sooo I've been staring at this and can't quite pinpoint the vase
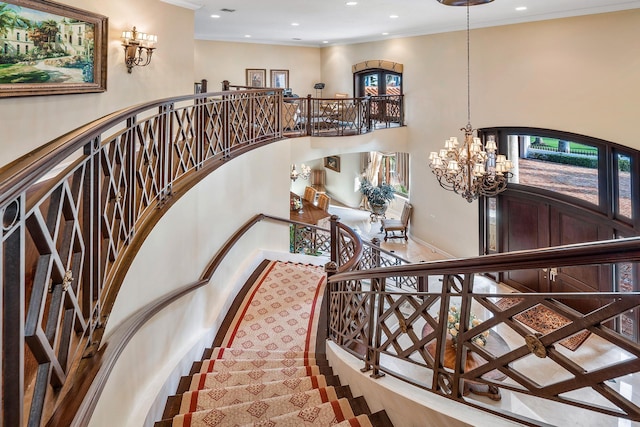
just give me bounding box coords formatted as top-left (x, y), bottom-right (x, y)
top-left (370, 202), bottom-right (388, 216)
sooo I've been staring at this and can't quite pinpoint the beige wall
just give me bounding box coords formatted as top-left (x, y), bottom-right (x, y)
top-left (0, 0), bottom-right (194, 168)
top-left (93, 141), bottom-right (294, 426)
top-left (321, 9), bottom-right (640, 256)
top-left (194, 40), bottom-right (321, 95)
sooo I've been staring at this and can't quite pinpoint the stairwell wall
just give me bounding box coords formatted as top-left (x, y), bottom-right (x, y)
top-left (89, 141), bottom-right (293, 426)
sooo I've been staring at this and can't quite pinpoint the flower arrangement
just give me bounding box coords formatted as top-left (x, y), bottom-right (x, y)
top-left (359, 178), bottom-right (395, 206)
top-left (446, 305), bottom-right (489, 347)
top-left (290, 197), bottom-right (302, 211)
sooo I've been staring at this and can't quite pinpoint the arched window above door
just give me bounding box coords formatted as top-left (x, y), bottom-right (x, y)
top-left (352, 60), bottom-right (403, 98)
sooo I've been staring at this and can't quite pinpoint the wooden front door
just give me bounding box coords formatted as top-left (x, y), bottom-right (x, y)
top-left (548, 206), bottom-right (613, 312)
top-left (499, 191), bottom-right (613, 311)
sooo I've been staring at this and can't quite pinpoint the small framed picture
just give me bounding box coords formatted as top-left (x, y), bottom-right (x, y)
top-left (270, 69), bottom-right (289, 88)
top-left (246, 68), bottom-right (266, 88)
top-left (324, 155), bottom-right (340, 172)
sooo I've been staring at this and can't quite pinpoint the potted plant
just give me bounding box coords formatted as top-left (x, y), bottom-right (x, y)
top-left (360, 178), bottom-right (395, 216)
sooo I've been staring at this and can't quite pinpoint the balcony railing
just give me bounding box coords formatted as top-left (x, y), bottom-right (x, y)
top-left (223, 80), bottom-right (404, 138)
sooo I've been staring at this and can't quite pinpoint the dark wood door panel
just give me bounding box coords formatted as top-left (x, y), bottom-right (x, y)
top-left (500, 195), bottom-right (549, 293)
top-left (549, 206), bottom-right (613, 304)
top-left (503, 197), bottom-right (549, 251)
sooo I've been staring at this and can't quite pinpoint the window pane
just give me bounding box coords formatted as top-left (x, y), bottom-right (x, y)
top-left (386, 74), bottom-right (401, 95)
top-left (508, 135), bottom-right (599, 205)
top-left (488, 197), bottom-right (497, 252)
top-left (617, 153), bottom-right (632, 219)
top-left (616, 231), bottom-right (637, 340)
top-left (364, 74), bottom-right (378, 96)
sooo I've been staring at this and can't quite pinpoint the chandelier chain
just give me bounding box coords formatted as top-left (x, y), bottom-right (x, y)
top-left (466, 1), bottom-right (471, 127)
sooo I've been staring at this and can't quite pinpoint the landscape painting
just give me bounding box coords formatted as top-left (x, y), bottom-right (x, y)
top-left (0, 0), bottom-right (107, 97)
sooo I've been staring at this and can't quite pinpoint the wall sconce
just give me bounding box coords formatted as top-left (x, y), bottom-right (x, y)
top-left (121, 27), bottom-right (157, 73)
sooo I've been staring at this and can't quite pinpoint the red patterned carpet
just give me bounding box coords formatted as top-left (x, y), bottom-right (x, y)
top-left (164, 261), bottom-right (375, 427)
top-left (496, 297), bottom-right (591, 351)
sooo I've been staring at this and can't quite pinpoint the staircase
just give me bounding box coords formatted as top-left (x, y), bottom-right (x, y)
top-left (154, 260), bottom-right (393, 427)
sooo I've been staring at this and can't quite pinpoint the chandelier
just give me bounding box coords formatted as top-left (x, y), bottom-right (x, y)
top-left (290, 163), bottom-right (311, 181)
top-left (429, 0), bottom-right (512, 203)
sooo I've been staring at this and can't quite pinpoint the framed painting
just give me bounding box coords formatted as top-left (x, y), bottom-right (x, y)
top-left (246, 68), bottom-right (266, 88)
top-left (270, 69), bottom-right (288, 89)
top-left (324, 155), bottom-right (340, 173)
top-left (0, 0), bottom-right (108, 98)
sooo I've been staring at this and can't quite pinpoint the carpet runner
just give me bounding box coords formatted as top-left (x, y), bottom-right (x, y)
top-left (496, 297), bottom-right (591, 351)
top-left (156, 260), bottom-right (386, 427)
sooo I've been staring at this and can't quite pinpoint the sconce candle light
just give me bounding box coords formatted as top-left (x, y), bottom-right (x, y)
top-left (121, 27), bottom-right (157, 73)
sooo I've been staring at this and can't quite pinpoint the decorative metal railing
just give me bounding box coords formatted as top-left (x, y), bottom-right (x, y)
top-left (0, 88), bottom-right (283, 426)
top-left (327, 239), bottom-right (640, 425)
top-left (223, 81), bottom-right (404, 138)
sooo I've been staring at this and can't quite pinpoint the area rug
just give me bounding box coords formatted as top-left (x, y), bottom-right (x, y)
top-left (496, 297), bottom-right (591, 351)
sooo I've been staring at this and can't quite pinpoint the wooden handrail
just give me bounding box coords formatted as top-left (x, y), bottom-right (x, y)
top-left (329, 235), bottom-right (640, 283)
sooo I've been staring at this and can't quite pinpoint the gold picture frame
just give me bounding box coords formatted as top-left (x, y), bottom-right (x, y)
top-left (0, 0), bottom-right (108, 98)
top-left (324, 155), bottom-right (340, 172)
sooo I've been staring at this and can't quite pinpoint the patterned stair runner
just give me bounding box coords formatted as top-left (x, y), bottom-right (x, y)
top-left (156, 261), bottom-right (386, 427)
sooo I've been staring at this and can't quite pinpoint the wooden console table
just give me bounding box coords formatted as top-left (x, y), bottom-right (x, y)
top-left (290, 192), bottom-right (330, 225)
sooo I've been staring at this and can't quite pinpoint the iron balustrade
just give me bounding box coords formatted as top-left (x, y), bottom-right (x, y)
top-left (223, 81), bottom-right (405, 138)
top-left (327, 239), bottom-right (640, 425)
top-left (0, 88), bottom-right (283, 427)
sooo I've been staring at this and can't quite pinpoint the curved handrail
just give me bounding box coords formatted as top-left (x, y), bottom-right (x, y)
top-left (329, 235), bottom-right (640, 283)
top-left (0, 91), bottom-right (227, 207)
top-left (336, 222), bottom-right (363, 273)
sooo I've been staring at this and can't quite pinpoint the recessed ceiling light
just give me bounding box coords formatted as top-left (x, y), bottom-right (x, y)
top-left (515, 6), bottom-right (527, 11)
top-left (210, 14), bottom-right (220, 18)
top-left (346, 1), bottom-right (358, 5)
top-left (389, 15), bottom-right (399, 19)
top-left (382, 32), bottom-right (389, 35)
top-left (244, 34), bottom-right (251, 38)
top-left (291, 22), bottom-right (299, 26)
top-left (322, 40), bottom-right (329, 44)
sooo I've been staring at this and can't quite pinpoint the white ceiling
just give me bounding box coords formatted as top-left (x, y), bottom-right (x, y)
top-left (163, 0), bottom-right (640, 47)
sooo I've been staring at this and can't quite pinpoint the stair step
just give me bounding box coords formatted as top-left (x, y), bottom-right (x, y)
top-left (155, 261), bottom-right (392, 427)
top-left (244, 398), bottom-right (358, 426)
top-left (206, 347), bottom-right (317, 360)
top-left (178, 376), bottom-right (331, 414)
top-left (188, 366), bottom-right (322, 391)
top-left (172, 386), bottom-right (340, 425)
top-left (336, 414), bottom-right (375, 427)
top-left (197, 357), bottom-right (320, 374)
top-left (369, 409), bottom-right (396, 427)
top-left (349, 395), bottom-right (372, 417)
